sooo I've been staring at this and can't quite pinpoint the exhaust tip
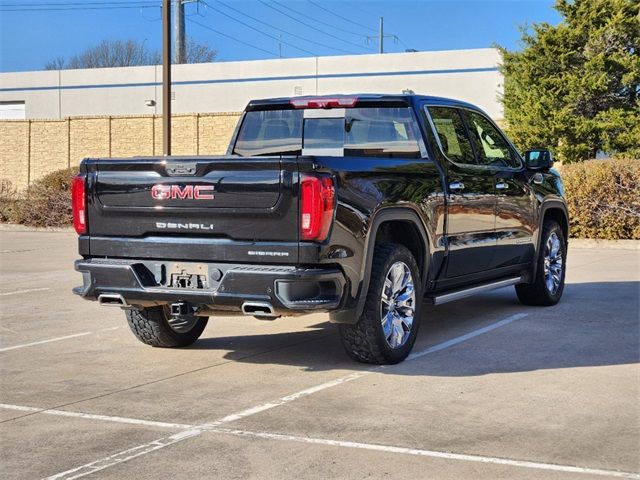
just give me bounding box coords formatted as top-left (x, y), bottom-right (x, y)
top-left (98, 294), bottom-right (128, 307)
top-left (242, 302), bottom-right (277, 318)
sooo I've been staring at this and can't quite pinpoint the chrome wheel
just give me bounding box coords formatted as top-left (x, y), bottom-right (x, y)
top-left (543, 232), bottom-right (563, 295)
top-left (163, 305), bottom-right (199, 334)
top-left (380, 261), bottom-right (416, 349)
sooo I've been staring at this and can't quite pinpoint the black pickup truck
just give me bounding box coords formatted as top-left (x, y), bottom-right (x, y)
top-left (73, 94), bottom-right (568, 364)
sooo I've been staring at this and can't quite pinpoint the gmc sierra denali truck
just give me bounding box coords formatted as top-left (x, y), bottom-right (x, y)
top-left (73, 94), bottom-right (568, 364)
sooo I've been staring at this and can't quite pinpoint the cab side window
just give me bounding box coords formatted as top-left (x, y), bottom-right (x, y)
top-left (427, 107), bottom-right (475, 165)
top-left (464, 110), bottom-right (520, 168)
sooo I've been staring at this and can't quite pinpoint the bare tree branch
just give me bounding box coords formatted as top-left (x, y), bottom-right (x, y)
top-left (44, 39), bottom-right (216, 70)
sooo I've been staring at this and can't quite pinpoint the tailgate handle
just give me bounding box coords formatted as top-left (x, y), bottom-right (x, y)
top-left (166, 162), bottom-right (197, 176)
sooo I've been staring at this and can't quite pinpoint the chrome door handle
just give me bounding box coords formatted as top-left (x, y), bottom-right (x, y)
top-left (496, 181), bottom-right (509, 190)
top-left (449, 181), bottom-right (465, 191)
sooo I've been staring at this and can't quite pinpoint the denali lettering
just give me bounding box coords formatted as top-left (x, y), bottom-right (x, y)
top-left (156, 222), bottom-right (215, 230)
top-left (151, 185), bottom-right (215, 200)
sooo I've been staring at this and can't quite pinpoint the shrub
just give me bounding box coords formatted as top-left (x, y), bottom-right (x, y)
top-left (9, 167), bottom-right (78, 228)
top-left (561, 158), bottom-right (640, 239)
top-left (0, 179), bottom-right (19, 223)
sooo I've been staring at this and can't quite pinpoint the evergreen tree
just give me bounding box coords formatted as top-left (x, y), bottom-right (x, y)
top-left (500, 0), bottom-right (639, 162)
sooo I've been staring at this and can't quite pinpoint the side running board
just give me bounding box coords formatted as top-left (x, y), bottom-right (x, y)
top-left (426, 276), bottom-right (523, 306)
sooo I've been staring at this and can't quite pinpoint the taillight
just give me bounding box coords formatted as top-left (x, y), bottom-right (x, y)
top-left (71, 174), bottom-right (87, 234)
top-left (290, 96), bottom-right (358, 109)
top-left (300, 174), bottom-right (335, 242)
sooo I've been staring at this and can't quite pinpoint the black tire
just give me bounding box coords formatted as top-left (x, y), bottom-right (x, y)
top-left (516, 220), bottom-right (567, 306)
top-left (339, 244), bottom-right (423, 364)
top-left (125, 306), bottom-right (208, 348)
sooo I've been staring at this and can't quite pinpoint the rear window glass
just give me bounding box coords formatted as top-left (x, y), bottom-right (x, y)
top-left (233, 107), bottom-right (422, 158)
top-left (233, 110), bottom-right (303, 156)
top-left (344, 108), bottom-right (421, 158)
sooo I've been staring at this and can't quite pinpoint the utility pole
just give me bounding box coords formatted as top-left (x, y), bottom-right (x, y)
top-left (174, 0), bottom-right (186, 64)
top-left (367, 17), bottom-right (398, 55)
top-left (162, 0), bottom-right (171, 156)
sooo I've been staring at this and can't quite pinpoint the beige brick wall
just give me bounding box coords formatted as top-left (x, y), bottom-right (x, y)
top-left (30, 120), bottom-right (69, 180)
top-left (70, 117), bottom-right (110, 161)
top-left (111, 117), bottom-right (154, 157)
top-left (199, 113), bottom-right (241, 155)
top-left (0, 121), bottom-right (30, 190)
top-left (0, 112), bottom-right (241, 190)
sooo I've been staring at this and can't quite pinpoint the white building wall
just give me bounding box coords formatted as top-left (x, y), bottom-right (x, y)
top-left (0, 48), bottom-right (503, 120)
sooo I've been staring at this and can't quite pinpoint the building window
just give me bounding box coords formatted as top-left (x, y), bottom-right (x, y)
top-left (0, 101), bottom-right (26, 120)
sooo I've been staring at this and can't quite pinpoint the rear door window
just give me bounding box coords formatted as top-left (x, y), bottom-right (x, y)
top-left (427, 107), bottom-right (476, 165)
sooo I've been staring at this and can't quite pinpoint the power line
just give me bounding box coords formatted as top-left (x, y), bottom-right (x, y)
top-left (188, 17), bottom-right (280, 58)
top-left (271, 0), bottom-right (371, 40)
top-left (305, 0), bottom-right (376, 34)
top-left (198, 1), bottom-right (317, 56)
top-left (258, 0), bottom-right (373, 53)
top-left (304, 1), bottom-right (413, 53)
top-left (1, 4), bottom-right (160, 12)
top-left (214, 0), bottom-right (356, 55)
top-left (0, 1), bottom-right (158, 5)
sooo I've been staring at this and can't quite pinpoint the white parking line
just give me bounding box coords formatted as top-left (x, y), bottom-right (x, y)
top-left (0, 332), bottom-right (92, 352)
top-left (215, 428), bottom-right (640, 479)
top-left (0, 327), bottom-right (119, 353)
top-left (5, 394), bottom-right (637, 479)
top-left (45, 429), bottom-right (203, 480)
top-left (0, 404), bottom-right (192, 430)
top-left (0, 287), bottom-right (50, 296)
top-left (43, 313), bottom-right (529, 480)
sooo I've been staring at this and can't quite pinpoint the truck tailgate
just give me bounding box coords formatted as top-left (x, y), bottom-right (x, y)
top-left (84, 156), bottom-right (299, 260)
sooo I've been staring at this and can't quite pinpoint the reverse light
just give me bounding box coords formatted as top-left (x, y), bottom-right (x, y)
top-left (300, 174), bottom-right (335, 242)
top-left (71, 174), bottom-right (87, 234)
top-left (290, 96), bottom-right (358, 109)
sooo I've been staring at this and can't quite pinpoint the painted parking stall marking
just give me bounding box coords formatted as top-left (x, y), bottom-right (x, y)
top-left (0, 404), bottom-right (192, 430)
top-left (43, 313), bottom-right (537, 480)
top-left (0, 327), bottom-right (119, 352)
top-left (214, 428), bottom-right (640, 480)
top-left (0, 287), bottom-right (50, 296)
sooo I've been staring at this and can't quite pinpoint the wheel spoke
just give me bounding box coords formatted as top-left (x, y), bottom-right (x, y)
top-left (391, 263), bottom-right (405, 291)
top-left (381, 310), bottom-right (394, 338)
top-left (380, 260), bottom-right (416, 350)
top-left (542, 231), bottom-right (564, 296)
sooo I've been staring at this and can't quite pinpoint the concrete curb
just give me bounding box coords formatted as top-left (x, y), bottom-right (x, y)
top-left (569, 239), bottom-right (640, 250)
top-left (0, 223), bottom-right (74, 233)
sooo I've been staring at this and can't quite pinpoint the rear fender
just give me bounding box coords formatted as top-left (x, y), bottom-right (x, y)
top-left (330, 207), bottom-right (430, 324)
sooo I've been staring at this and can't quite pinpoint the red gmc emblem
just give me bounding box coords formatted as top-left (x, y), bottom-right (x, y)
top-left (151, 184), bottom-right (215, 200)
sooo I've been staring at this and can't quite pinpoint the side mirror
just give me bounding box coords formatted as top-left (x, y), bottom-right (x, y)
top-left (524, 148), bottom-right (554, 170)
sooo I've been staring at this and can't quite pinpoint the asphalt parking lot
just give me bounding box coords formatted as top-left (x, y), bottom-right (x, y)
top-left (0, 230), bottom-right (638, 480)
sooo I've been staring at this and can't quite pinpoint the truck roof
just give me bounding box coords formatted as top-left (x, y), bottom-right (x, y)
top-left (246, 93), bottom-right (480, 111)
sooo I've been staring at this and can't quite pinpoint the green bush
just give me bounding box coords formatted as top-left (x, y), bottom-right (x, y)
top-left (561, 158), bottom-right (640, 239)
top-left (3, 167), bottom-right (78, 228)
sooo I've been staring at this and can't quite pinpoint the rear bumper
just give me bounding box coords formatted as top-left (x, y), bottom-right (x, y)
top-left (73, 258), bottom-right (346, 315)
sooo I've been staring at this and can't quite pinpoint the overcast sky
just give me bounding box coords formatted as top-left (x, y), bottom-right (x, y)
top-left (0, 0), bottom-right (561, 72)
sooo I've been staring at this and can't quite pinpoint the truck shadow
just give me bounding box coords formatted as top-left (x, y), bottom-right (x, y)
top-left (189, 281), bottom-right (639, 376)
